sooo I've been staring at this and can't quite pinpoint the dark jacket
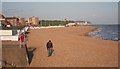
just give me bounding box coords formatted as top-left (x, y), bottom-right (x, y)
top-left (46, 41), bottom-right (53, 49)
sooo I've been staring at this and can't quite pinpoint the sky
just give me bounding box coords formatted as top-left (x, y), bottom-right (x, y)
top-left (118, 2), bottom-right (120, 24)
top-left (1, 2), bottom-right (119, 24)
top-left (0, 2), bottom-right (1, 14)
top-left (1, 0), bottom-right (120, 2)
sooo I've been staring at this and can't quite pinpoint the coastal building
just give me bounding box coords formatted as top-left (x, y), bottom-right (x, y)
top-left (28, 17), bottom-right (32, 23)
top-left (32, 17), bottom-right (39, 25)
top-left (5, 16), bottom-right (19, 26)
top-left (65, 23), bottom-right (78, 27)
top-left (75, 21), bottom-right (91, 25)
top-left (28, 16), bottom-right (39, 26)
top-left (0, 14), bottom-right (12, 27)
top-left (19, 17), bottom-right (26, 26)
top-left (65, 21), bottom-right (91, 27)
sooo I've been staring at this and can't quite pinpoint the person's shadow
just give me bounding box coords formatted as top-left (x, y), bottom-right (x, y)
top-left (27, 47), bottom-right (36, 64)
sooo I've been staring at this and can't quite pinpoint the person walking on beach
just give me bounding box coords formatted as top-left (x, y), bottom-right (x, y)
top-left (46, 40), bottom-right (54, 57)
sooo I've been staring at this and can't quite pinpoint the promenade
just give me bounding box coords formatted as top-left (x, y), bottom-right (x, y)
top-left (27, 26), bottom-right (118, 67)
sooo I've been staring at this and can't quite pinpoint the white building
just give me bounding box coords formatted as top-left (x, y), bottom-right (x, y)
top-left (75, 21), bottom-right (91, 25)
top-left (65, 23), bottom-right (77, 27)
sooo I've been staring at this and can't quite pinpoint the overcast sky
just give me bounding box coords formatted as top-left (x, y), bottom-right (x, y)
top-left (1, 2), bottom-right (118, 24)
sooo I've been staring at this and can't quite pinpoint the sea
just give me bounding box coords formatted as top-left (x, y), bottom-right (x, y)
top-left (89, 24), bottom-right (119, 41)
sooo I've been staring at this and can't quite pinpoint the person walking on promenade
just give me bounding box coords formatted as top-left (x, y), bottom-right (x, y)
top-left (46, 40), bottom-right (54, 57)
top-left (20, 33), bottom-right (24, 48)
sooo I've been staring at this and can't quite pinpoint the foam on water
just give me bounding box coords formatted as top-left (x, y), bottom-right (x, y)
top-left (89, 25), bottom-right (119, 41)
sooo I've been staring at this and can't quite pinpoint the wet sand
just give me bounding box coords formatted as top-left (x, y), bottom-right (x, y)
top-left (27, 26), bottom-right (118, 67)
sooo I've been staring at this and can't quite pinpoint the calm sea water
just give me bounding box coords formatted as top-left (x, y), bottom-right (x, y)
top-left (89, 25), bottom-right (119, 41)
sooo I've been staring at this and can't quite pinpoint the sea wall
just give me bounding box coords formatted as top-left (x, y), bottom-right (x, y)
top-left (0, 35), bottom-right (18, 41)
top-left (0, 30), bottom-right (12, 36)
top-left (2, 46), bottom-right (28, 67)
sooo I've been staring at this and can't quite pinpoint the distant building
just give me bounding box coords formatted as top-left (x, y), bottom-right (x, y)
top-left (19, 17), bottom-right (26, 26)
top-left (75, 21), bottom-right (91, 25)
top-left (28, 17), bottom-right (32, 23)
top-left (65, 23), bottom-right (77, 27)
top-left (32, 17), bottom-right (39, 25)
top-left (28, 16), bottom-right (39, 26)
top-left (0, 14), bottom-right (12, 27)
top-left (5, 16), bottom-right (19, 26)
top-left (1, 15), bottom-right (40, 27)
top-left (65, 21), bottom-right (91, 27)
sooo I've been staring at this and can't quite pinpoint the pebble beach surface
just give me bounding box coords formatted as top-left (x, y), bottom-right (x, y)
top-left (27, 26), bottom-right (118, 67)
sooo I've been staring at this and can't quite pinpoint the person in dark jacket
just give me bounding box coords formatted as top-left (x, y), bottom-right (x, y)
top-left (46, 40), bottom-right (54, 57)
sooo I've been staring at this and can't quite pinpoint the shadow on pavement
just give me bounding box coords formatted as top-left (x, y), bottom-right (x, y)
top-left (27, 47), bottom-right (36, 64)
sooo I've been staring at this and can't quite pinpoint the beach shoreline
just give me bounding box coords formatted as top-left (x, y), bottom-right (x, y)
top-left (83, 26), bottom-right (97, 37)
top-left (27, 26), bottom-right (118, 67)
top-left (87, 25), bottom-right (119, 41)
